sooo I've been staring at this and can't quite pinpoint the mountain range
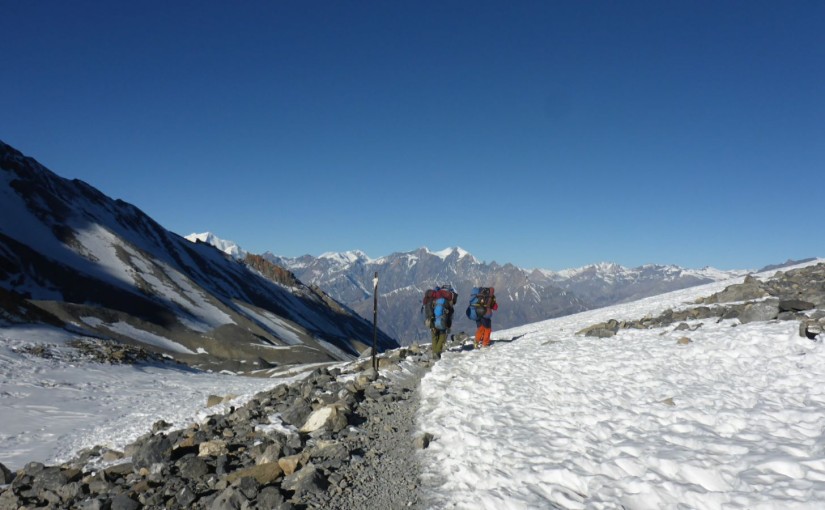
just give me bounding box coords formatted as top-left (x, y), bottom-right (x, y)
top-left (0, 140), bottom-right (397, 374)
top-left (185, 234), bottom-right (749, 343)
top-left (263, 249), bottom-right (751, 343)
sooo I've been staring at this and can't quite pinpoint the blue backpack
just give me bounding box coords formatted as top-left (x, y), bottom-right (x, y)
top-left (466, 287), bottom-right (494, 321)
top-left (427, 286), bottom-right (457, 331)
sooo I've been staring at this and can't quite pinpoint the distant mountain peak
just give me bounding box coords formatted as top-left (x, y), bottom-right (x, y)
top-left (429, 246), bottom-right (469, 260)
top-left (318, 250), bottom-right (372, 265)
top-left (185, 232), bottom-right (245, 259)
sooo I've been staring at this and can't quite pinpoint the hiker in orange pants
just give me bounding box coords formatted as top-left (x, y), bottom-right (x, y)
top-left (474, 292), bottom-right (498, 348)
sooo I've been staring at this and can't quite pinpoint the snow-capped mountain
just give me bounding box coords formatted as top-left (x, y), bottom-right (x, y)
top-left (185, 232), bottom-right (246, 260)
top-left (0, 141), bottom-right (397, 372)
top-left (263, 248), bottom-right (746, 344)
top-left (537, 262), bottom-right (749, 308)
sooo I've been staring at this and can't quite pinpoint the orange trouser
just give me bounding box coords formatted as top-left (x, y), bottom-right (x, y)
top-left (475, 323), bottom-right (492, 347)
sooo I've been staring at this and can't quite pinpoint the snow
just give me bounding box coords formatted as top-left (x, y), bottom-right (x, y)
top-left (235, 303), bottom-right (306, 346)
top-left (318, 250), bottom-right (372, 265)
top-left (0, 326), bottom-right (304, 471)
top-left (80, 317), bottom-right (195, 354)
top-left (185, 232), bottom-right (245, 259)
top-left (430, 247), bottom-right (472, 260)
top-left (417, 259), bottom-right (825, 509)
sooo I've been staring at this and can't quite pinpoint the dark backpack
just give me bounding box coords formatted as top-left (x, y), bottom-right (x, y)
top-left (466, 287), bottom-right (495, 321)
top-left (424, 286), bottom-right (457, 331)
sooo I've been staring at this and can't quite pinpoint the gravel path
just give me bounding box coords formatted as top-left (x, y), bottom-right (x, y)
top-left (321, 358), bottom-right (431, 510)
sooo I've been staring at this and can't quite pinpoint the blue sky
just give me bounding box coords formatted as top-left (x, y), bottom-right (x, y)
top-left (2, 1), bottom-right (823, 271)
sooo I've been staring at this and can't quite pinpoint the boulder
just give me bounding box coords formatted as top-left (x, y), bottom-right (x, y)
top-left (177, 456), bottom-right (210, 479)
top-left (255, 442), bottom-right (284, 466)
top-left (738, 300), bottom-right (780, 324)
top-left (281, 398), bottom-right (313, 427)
top-left (131, 434), bottom-right (172, 469)
top-left (278, 453), bottom-right (305, 476)
top-left (800, 319), bottom-right (824, 340)
top-left (705, 276), bottom-right (769, 304)
top-left (281, 463), bottom-right (327, 498)
top-left (224, 462), bottom-right (283, 486)
top-left (110, 494), bottom-right (140, 510)
top-left (198, 439), bottom-right (228, 458)
top-left (209, 487), bottom-right (246, 510)
top-left (300, 404), bottom-right (350, 434)
top-left (779, 299), bottom-right (815, 312)
top-left (415, 432), bottom-right (434, 449)
top-left (257, 486), bottom-right (290, 509)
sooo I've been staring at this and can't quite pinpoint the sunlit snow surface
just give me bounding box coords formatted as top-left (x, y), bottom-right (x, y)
top-left (0, 326), bottom-right (311, 471)
top-left (418, 260), bottom-right (825, 509)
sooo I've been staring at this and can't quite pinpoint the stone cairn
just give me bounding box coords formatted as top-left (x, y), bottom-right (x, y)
top-left (0, 345), bottom-right (437, 510)
top-left (577, 263), bottom-right (825, 341)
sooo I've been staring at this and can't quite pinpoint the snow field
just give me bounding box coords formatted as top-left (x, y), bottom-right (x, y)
top-left (0, 326), bottom-right (306, 471)
top-left (418, 270), bottom-right (825, 509)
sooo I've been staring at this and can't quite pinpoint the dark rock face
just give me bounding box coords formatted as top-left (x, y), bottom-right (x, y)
top-left (0, 346), bottom-right (432, 509)
top-left (578, 263), bottom-right (825, 339)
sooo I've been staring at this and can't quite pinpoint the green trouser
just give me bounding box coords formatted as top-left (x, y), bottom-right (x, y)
top-left (431, 328), bottom-right (448, 358)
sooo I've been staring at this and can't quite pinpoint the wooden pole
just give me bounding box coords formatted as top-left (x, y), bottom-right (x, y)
top-left (372, 271), bottom-right (378, 372)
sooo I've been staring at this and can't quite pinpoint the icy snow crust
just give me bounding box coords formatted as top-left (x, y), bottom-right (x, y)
top-left (418, 260), bottom-right (825, 509)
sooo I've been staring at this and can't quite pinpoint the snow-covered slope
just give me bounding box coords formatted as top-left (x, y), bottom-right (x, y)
top-left (0, 324), bottom-right (324, 471)
top-left (418, 259), bottom-right (825, 509)
top-left (0, 141), bottom-right (397, 373)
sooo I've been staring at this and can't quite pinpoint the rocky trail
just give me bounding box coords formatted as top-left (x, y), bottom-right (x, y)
top-left (0, 343), bottom-right (441, 510)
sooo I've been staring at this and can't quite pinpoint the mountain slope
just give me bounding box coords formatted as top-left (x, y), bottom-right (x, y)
top-left (0, 141), bottom-right (397, 373)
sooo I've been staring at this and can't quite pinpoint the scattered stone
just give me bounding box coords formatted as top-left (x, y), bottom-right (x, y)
top-left (131, 434), bottom-right (172, 469)
top-left (281, 463), bottom-right (327, 499)
top-left (738, 300), bottom-right (780, 324)
top-left (278, 454), bottom-right (304, 476)
top-left (225, 463), bottom-right (284, 485)
top-left (199, 439), bottom-right (229, 458)
top-left (575, 264), bottom-right (825, 341)
top-left (801, 319), bottom-right (824, 340)
top-left (415, 433), bottom-right (434, 449)
top-left (299, 403), bottom-right (350, 434)
top-left (677, 337), bottom-right (692, 345)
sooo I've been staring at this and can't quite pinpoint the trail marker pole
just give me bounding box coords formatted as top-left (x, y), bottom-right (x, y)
top-left (372, 272), bottom-right (378, 372)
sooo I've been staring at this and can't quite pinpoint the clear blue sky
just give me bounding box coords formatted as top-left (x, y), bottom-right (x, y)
top-left (2, 1), bottom-right (823, 271)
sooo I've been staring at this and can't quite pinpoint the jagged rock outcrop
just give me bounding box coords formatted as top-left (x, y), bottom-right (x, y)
top-left (578, 263), bottom-right (825, 339)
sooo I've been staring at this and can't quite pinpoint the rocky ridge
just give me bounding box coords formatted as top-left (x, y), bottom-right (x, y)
top-left (0, 344), bottom-right (444, 510)
top-left (578, 263), bottom-right (825, 341)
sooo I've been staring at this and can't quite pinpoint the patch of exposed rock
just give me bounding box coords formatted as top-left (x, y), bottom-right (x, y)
top-left (0, 345), bottom-right (436, 510)
top-left (578, 263), bottom-right (825, 340)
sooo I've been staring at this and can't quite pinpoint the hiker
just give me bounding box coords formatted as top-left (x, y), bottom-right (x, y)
top-left (467, 287), bottom-right (498, 348)
top-left (422, 285), bottom-right (457, 360)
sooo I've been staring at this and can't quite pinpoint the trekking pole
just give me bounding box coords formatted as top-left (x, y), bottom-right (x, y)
top-left (372, 271), bottom-right (378, 372)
